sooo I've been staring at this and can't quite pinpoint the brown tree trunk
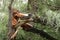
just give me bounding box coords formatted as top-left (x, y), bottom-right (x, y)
top-left (7, 0), bottom-right (16, 40)
top-left (7, 8), bottom-right (16, 40)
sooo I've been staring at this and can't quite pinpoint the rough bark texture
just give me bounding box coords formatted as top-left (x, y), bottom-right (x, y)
top-left (7, 0), bottom-right (16, 40)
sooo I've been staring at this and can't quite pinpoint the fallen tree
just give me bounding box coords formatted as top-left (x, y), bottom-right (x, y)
top-left (7, 0), bottom-right (57, 40)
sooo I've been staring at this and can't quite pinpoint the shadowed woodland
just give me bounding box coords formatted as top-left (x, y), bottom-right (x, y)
top-left (0, 0), bottom-right (60, 40)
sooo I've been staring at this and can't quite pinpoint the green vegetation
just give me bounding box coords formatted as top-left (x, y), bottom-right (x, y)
top-left (0, 0), bottom-right (60, 40)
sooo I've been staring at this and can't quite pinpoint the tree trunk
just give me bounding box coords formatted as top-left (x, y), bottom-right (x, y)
top-left (7, 8), bottom-right (16, 40)
top-left (7, 0), bottom-right (16, 40)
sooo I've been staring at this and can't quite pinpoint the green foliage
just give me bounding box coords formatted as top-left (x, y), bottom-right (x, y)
top-left (0, 0), bottom-right (60, 40)
top-left (0, 12), bottom-right (8, 40)
top-left (55, 0), bottom-right (60, 6)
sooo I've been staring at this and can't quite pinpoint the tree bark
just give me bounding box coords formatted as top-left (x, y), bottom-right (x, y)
top-left (7, 0), bottom-right (16, 40)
